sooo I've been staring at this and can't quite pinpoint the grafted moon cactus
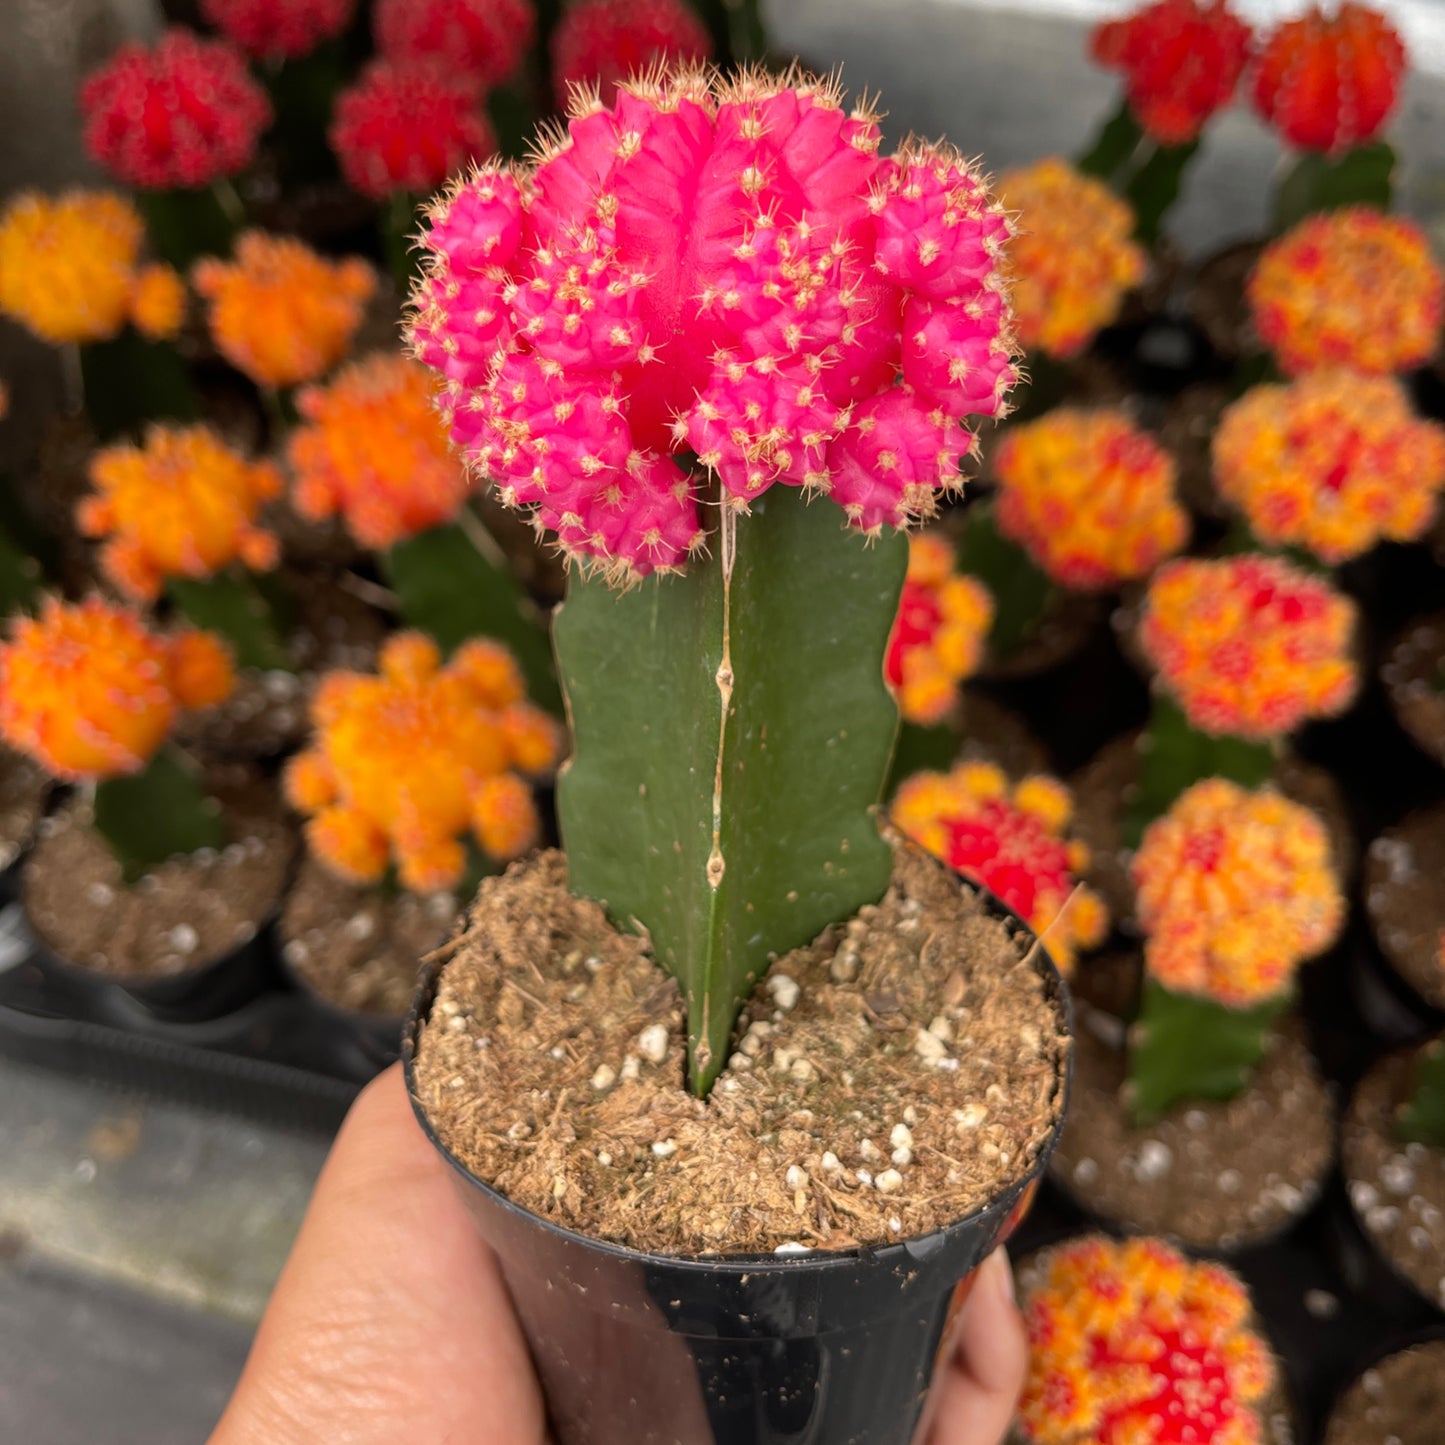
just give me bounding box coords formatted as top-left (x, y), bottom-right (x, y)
top-left (409, 69), bottom-right (1019, 1092)
top-left (409, 67), bottom-right (1016, 580)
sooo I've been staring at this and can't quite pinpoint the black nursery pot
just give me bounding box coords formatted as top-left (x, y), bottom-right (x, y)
top-left (403, 901), bottom-right (1071, 1445)
top-left (279, 947), bottom-right (404, 1073)
top-left (23, 904), bottom-right (279, 1025)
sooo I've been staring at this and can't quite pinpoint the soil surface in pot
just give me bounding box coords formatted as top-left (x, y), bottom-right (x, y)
top-left (1342, 1048), bottom-right (1445, 1311)
top-left (1051, 1011), bottom-right (1333, 1250)
top-left (1382, 615), bottom-right (1445, 768)
top-left (0, 746), bottom-right (48, 871)
top-left (1188, 240), bottom-right (1263, 362)
top-left (414, 838), bottom-right (1069, 1256)
top-left (24, 774), bottom-right (294, 978)
top-left (1070, 734), bottom-right (1354, 929)
top-left (1322, 1341), bottom-right (1445, 1445)
top-left (282, 856), bottom-right (457, 1016)
top-left (1364, 805), bottom-right (1445, 1013)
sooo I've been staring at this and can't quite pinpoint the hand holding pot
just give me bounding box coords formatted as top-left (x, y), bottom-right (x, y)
top-left (209, 1067), bottom-right (1026, 1445)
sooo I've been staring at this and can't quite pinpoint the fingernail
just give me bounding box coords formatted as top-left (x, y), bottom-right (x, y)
top-left (990, 1246), bottom-right (1016, 1307)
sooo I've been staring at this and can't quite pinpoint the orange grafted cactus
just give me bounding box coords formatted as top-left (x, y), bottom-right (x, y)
top-left (80, 424), bottom-right (282, 601)
top-left (1248, 209), bottom-right (1443, 377)
top-left (997, 160), bottom-right (1147, 360)
top-left (884, 533), bottom-right (993, 725)
top-left (993, 408), bottom-right (1188, 589)
top-left (284, 632), bottom-right (564, 892)
top-left (288, 352), bottom-right (469, 547)
top-left (193, 231), bottom-right (376, 389)
top-left (1252, 2), bottom-right (1406, 154)
top-left (1017, 1234), bottom-right (1275, 1445)
top-left (0, 191), bottom-right (184, 346)
top-left (1140, 555), bottom-right (1357, 740)
top-left (1133, 778), bottom-right (1344, 1007)
top-left (1214, 371), bottom-right (1445, 564)
top-left (0, 596), bottom-right (234, 781)
top-left (892, 762), bottom-right (1107, 974)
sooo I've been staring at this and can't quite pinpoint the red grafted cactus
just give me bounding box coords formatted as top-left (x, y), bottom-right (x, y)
top-left (331, 62), bottom-right (497, 201)
top-left (200, 0), bottom-right (357, 60)
top-left (1141, 555), bottom-right (1358, 741)
top-left (1248, 209), bottom-right (1443, 377)
top-left (551, 0), bottom-right (714, 108)
top-left (1090, 0), bottom-right (1253, 145)
top-left (1133, 779), bottom-right (1344, 1007)
top-left (992, 408), bottom-right (1188, 590)
top-left (892, 763), bottom-right (1107, 974)
top-left (885, 532), bottom-right (993, 725)
top-left (1017, 1235), bottom-right (1276, 1445)
top-left (79, 28), bottom-right (272, 190)
top-left (1213, 370), bottom-right (1445, 564)
top-left (1252, 2), bottom-right (1407, 154)
top-left (373, 0), bottom-right (535, 90)
top-left (0, 597), bottom-right (234, 782)
top-left (409, 71), bottom-right (1018, 579)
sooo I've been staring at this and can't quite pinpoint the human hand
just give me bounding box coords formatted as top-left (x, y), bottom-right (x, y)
top-left (210, 1066), bottom-right (1026, 1445)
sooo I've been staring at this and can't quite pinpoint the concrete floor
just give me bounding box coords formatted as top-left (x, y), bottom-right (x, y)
top-left (0, 1056), bottom-right (329, 1441)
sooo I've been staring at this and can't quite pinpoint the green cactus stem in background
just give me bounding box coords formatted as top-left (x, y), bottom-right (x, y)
top-left (555, 486), bottom-right (907, 1095)
top-left (79, 330), bottom-right (202, 441)
top-left (1076, 98), bottom-right (1199, 246)
top-left (1272, 141), bottom-right (1395, 233)
top-left (1078, 100), bottom-right (1146, 184)
top-left (167, 569), bottom-right (297, 674)
top-left (1399, 1036), bottom-right (1445, 1149)
top-left (92, 744), bottom-right (226, 883)
top-left (1122, 698), bottom-right (1275, 849)
top-left (1128, 978), bottom-right (1288, 1125)
top-left (265, 42), bottom-right (348, 187)
top-left (957, 500), bottom-right (1055, 660)
top-left (384, 514), bottom-right (562, 716)
top-left (137, 184), bottom-right (242, 271)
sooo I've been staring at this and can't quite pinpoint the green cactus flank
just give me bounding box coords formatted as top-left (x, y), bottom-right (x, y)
top-left (93, 745), bottom-right (226, 884)
top-left (384, 511), bottom-right (562, 716)
top-left (167, 569), bottom-right (296, 674)
top-left (1122, 700), bottom-right (1281, 1125)
top-left (956, 500), bottom-right (1056, 661)
top-left (1272, 142), bottom-right (1395, 233)
top-left (1398, 1035), bottom-right (1445, 1149)
top-left (555, 486), bottom-right (906, 1096)
top-left (1076, 99), bottom-right (1199, 247)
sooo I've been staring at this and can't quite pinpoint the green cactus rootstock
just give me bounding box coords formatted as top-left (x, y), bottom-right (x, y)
top-left (168, 569), bottom-right (296, 673)
top-left (1129, 979), bottom-right (1288, 1126)
top-left (1122, 697), bottom-right (1275, 850)
top-left (555, 486), bottom-right (907, 1096)
top-left (956, 501), bottom-right (1055, 660)
top-left (1398, 1036), bottom-right (1445, 1149)
top-left (384, 517), bottom-right (562, 715)
top-left (1272, 141), bottom-right (1395, 233)
top-left (93, 744), bottom-right (226, 884)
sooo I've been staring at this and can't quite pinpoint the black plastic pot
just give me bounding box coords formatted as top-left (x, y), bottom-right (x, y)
top-left (403, 891), bottom-right (1071, 1445)
top-left (22, 900), bottom-right (280, 1025)
top-left (278, 946), bottom-right (404, 1073)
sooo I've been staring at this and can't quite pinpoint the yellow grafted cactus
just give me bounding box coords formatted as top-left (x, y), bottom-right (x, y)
top-left (284, 632), bottom-right (565, 893)
top-left (1213, 370), bottom-right (1445, 564)
top-left (1248, 208), bottom-right (1443, 377)
top-left (892, 761), bottom-right (1107, 974)
top-left (1132, 778), bottom-right (1344, 1007)
top-left (0, 596), bottom-right (234, 781)
top-left (80, 424), bottom-right (282, 601)
top-left (996, 159), bottom-right (1147, 360)
top-left (884, 532), bottom-right (994, 725)
top-left (1140, 555), bottom-right (1358, 741)
top-left (993, 407), bottom-right (1188, 589)
top-left (0, 191), bottom-right (184, 346)
top-left (193, 231), bottom-right (376, 389)
top-left (288, 352), bottom-right (470, 548)
top-left (1017, 1234), bottom-right (1274, 1445)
